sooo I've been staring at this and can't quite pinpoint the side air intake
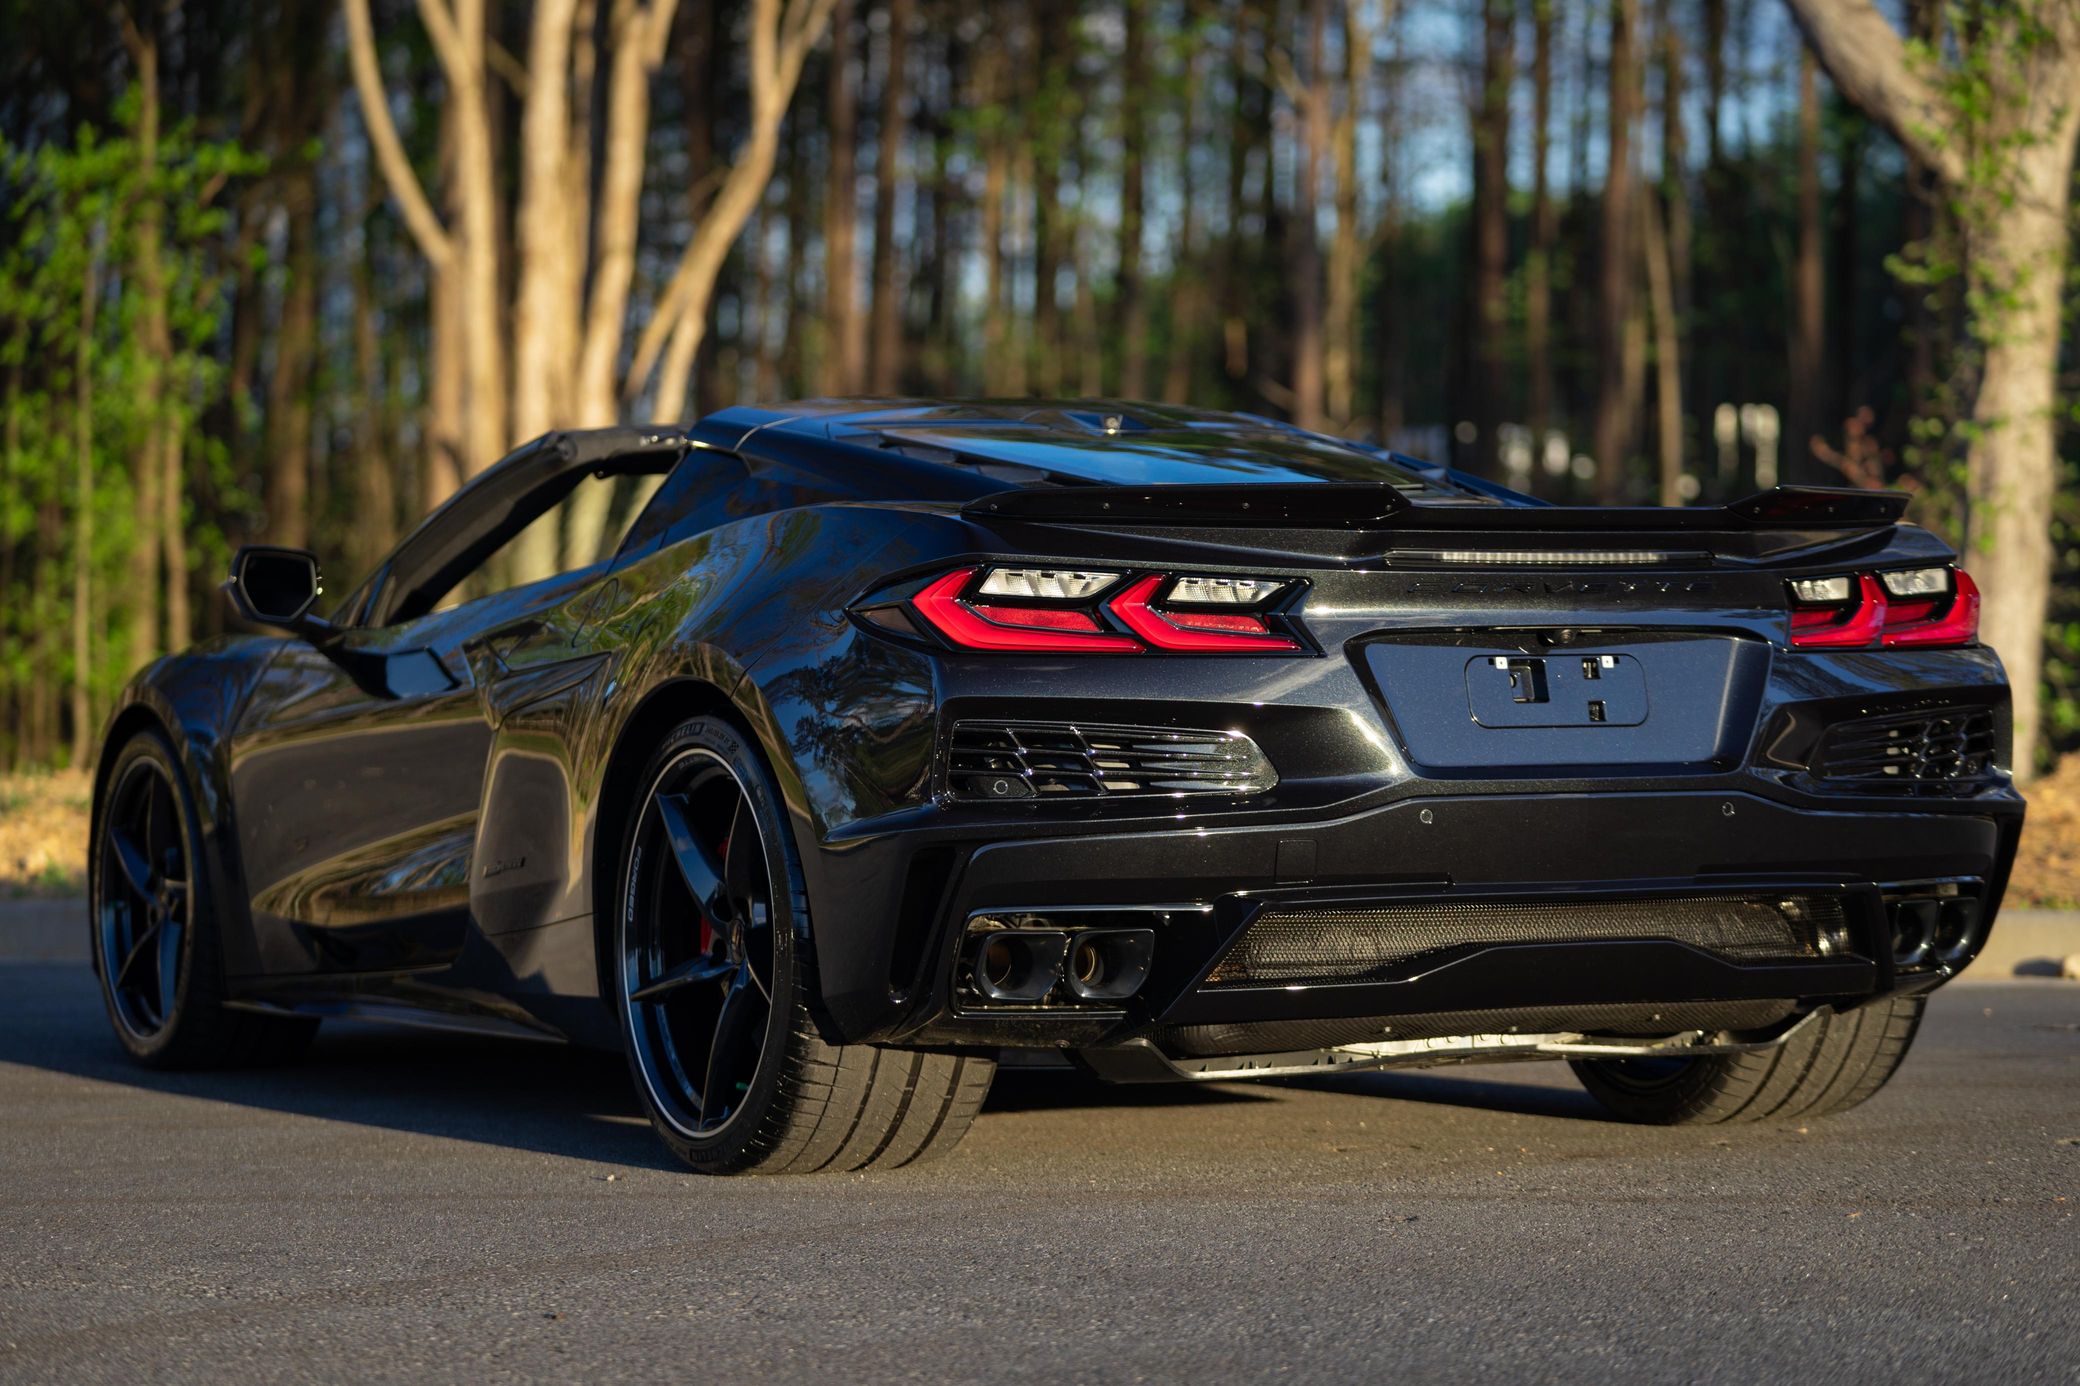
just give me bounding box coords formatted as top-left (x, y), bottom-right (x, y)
top-left (946, 721), bottom-right (1275, 801)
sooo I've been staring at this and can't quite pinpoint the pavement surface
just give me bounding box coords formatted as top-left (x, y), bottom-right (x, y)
top-left (1, 909), bottom-right (2076, 1384)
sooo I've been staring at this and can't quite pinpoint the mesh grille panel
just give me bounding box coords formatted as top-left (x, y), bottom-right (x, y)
top-left (947, 721), bottom-right (1276, 800)
top-left (1205, 894), bottom-right (1838, 986)
top-left (1812, 706), bottom-right (1997, 795)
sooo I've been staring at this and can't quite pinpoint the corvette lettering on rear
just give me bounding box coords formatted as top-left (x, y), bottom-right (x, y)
top-left (1399, 577), bottom-right (1718, 597)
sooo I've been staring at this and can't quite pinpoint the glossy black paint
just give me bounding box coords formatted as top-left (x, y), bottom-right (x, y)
top-left (97, 401), bottom-right (2025, 1070)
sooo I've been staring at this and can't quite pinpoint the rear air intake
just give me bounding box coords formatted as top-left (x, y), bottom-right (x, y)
top-left (1204, 894), bottom-right (1845, 986)
top-left (946, 721), bottom-right (1276, 801)
top-left (1811, 706), bottom-right (1998, 794)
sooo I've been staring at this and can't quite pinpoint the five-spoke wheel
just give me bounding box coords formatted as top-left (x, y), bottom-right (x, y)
top-left (97, 753), bottom-right (191, 1040)
top-left (621, 746), bottom-right (779, 1139)
top-left (613, 718), bottom-right (995, 1175)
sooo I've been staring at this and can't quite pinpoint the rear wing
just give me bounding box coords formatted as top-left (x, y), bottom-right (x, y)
top-left (962, 483), bottom-right (1908, 532)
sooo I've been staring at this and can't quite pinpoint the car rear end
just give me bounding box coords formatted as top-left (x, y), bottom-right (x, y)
top-left (818, 470), bottom-right (2021, 1080)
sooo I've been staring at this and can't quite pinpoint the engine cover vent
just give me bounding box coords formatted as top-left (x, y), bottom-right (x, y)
top-left (946, 721), bottom-right (1276, 801)
top-left (1811, 706), bottom-right (1998, 794)
top-left (1205, 894), bottom-right (1842, 986)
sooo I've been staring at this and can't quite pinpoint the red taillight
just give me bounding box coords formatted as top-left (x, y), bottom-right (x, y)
top-left (1790, 573), bottom-right (1889, 648)
top-left (911, 569), bottom-right (1141, 652)
top-left (1883, 568), bottom-right (1981, 647)
top-left (1786, 567), bottom-right (1979, 650)
top-left (1109, 575), bottom-right (1300, 652)
top-left (903, 566), bottom-right (1303, 654)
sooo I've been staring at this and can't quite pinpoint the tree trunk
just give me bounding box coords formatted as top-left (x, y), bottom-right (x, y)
top-left (979, 46), bottom-right (1010, 395)
top-left (1963, 156), bottom-right (2076, 780)
top-left (161, 418), bottom-right (189, 650)
top-left (1525, 0), bottom-right (1554, 450)
top-left (1163, 10), bottom-right (1208, 406)
top-left (867, 0), bottom-right (912, 394)
top-left (1324, 0), bottom-right (1370, 428)
top-left (71, 245), bottom-right (97, 770)
top-left (823, 0), bottom-right (863, 394)
top-left (452, 0), bottom-right (510, 476)
top-left (124, 17), bottom-right (165, 674)
top-left (1590, 0), bottom-right (1638, 501)
top-left (1115, 0), bottom-right (1149, 399)
top-left (1786, 52), bottom-right (1825, 479)
top-left (1470, 0), bottom-right (1514, 473)
top-left (645, 0), bottom-right (843, 424)
top-left (513, 0), bottom-right (582, 451)
top-left (1288, 0), bottom-right (1329, 432)
top-left (1784, 0), bottom-right (2080, 780)
top-left (352, 173), bottom-right (399, 584)
top-left (1641, 184), bottom-right (1683, 505)
top-left (1030, 0), bottom-right (1074, 397)
top-left (266, 164), bottom-right (318, 549)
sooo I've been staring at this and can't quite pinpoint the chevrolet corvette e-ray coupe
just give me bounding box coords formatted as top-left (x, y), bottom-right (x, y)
top-left (88, 400), bottom-right (2022, 1173)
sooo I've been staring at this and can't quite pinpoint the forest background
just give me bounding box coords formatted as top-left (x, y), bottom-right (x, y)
top-left (2, 0), bottom-right (2078, 900)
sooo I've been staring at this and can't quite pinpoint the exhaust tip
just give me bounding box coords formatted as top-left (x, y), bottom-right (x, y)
top-left (1932, 898), bottom-right (1981, 965)
top-left (1890, 899), bottom-right (1938, 969)
top-left (973, 930), bottom-right (1069, 1002)
top-left (1064, 928), bottom-right (1155, 1002)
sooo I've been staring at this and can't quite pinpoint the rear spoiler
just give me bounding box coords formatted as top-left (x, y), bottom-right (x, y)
top-left (962, 483), bottom-right (1908, 531)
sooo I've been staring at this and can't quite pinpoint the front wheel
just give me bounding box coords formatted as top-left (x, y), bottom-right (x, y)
top-left (613, 717), bottom-right (992, 1174)
top-left (91, 727), bottom-right (318, 1068)
top-left (1569, 995), bottom-right (1926, 1126)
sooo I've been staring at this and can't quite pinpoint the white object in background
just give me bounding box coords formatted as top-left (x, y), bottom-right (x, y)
top-left (1745, 403), bottom-right (1781, 490)
top-left (1714, 403), bottom-right (1739, 484)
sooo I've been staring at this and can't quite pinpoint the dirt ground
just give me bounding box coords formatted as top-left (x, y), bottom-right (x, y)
top-left (0, 771), bottom-right (89, 899)
top-left (2012, 754), bottom-right (2080, 907)
top-left (5, 758), bottom-right (2079, 906)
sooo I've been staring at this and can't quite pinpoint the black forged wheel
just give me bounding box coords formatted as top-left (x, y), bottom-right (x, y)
top-left (91, 729), bottom-right (318, 1068)
top-left (614, 717), bottom-right (994, 1175)
top-left (1568, 995), bottom-right (1927, 1126)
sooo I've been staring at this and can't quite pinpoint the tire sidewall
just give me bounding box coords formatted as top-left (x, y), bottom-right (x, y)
top-left (90, 728), bottom-right (207, 1063)
top-left (612, 716), bottom-right (811, 1172)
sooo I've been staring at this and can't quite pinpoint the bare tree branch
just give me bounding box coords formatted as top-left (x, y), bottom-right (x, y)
top-left (343, 0), bottom-right (454, 268)
top-left (1782, 0), bottom-right (1964, 185)
top-left (415, 0), bottom-right (468, 78)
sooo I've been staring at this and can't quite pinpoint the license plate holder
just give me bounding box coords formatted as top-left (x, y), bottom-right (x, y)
top-left (1466, 652), bottom-right (1648, 728)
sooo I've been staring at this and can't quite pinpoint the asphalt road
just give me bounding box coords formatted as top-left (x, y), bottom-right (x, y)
top-left (1, 958), bottom-right (2075, 1384)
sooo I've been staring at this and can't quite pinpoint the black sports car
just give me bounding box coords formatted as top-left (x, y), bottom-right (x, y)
top-left (90, 400), bottom-right (2024, 1173)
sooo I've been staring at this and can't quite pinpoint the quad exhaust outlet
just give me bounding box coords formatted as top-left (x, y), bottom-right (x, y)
top-left (965, 913), bottom-right (1166, 1007)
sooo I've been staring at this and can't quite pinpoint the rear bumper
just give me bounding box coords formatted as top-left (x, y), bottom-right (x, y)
top-left (833, 787), bottom-right (2022, 1055)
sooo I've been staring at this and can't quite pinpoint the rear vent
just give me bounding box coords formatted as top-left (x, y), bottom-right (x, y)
top-left (1205, 894), bottom-right (1842, 986)
top-left (947, 721), bottom-right (1275, 801)
top-left (1812, 706), bottom-right (1997, 794)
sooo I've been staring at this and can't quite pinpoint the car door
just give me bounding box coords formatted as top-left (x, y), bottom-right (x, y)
top-left (226, 600), bottom-right (500, 975)
top-left (222, 431), bottom-right (683, 979)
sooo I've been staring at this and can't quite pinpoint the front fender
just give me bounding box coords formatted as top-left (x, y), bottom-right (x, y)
top-left (94, 635), bottom-right (286, 977)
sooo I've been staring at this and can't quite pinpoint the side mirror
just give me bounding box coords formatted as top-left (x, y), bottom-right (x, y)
top-left (225, 546), bottom-right (333, 638)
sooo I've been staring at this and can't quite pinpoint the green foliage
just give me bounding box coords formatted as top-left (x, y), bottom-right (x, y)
top-left (0, 92), bottom-right (265, 769)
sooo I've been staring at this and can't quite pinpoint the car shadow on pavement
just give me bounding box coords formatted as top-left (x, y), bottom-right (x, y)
top-left (1, 962), bottom-right (1271, 1169)
top-left (0, 962), bottom-right (688, 1171)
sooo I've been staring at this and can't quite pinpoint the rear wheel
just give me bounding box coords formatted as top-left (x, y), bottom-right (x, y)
top-left (91, 728), bottom-right (318, 1068)
top-left (613, 717), bottom-right (992, 1174)
top-left (1569, 996), bottom-right (1925, 1126)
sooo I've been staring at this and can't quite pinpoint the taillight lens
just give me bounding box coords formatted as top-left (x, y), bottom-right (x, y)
top-left (1786, 567), bottom-right (1979, 649)
top-left (1110, 575), bottom-right (1299, 651)
top-left (1883, 568), bottom-right (1980, 647)
top-left (904, 566), bottom-right (1303, 654)
top-left (912, 568), bottom-right (1141, 651)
